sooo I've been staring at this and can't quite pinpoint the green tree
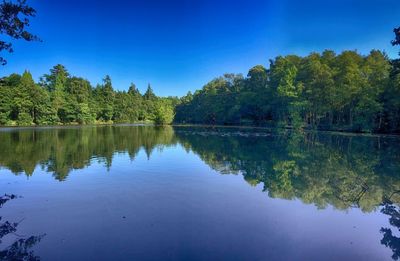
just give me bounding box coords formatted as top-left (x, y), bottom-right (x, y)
top-left (143, 84), bottom-right (156, 100)
top-left (333, 51), bottom-right (364, 129)
top-left (42, 64), bottom-right (70, 123)
top-left (154, 100), bottom-right (175, 125)
top-left (354, 50), bottom-right (390, 131)
top-left (268, 56), bottom-right (302, 128)
top-left (63, 77), bottom-right (94, 123)
top-left (14, 71), bottom-right (50, 125)
top-left (0, 77), bottom-right (15, 124)
top-left (94, 75), bottom-right (115, 122)
top-left (246, 65), bottom-right (268, 91)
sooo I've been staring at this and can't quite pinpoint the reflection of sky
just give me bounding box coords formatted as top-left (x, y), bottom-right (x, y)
top-left (1, 145), bottom-right (393, 260)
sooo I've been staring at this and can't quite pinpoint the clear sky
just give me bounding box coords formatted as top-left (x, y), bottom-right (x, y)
top-left (1, 0), bottom-right (399, 96)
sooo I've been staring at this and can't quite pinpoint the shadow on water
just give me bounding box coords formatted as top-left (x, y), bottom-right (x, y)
top-left (0, 194), bottom-right (45, 261)
top-left (0, 125), bottom-right (400, 259)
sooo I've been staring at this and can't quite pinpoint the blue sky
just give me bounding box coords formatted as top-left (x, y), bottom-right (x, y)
top-left (1, 0), bottom-right (399, 96)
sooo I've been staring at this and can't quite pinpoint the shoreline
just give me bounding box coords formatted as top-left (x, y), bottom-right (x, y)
top-left (1, 122), bottom-right (399, 137)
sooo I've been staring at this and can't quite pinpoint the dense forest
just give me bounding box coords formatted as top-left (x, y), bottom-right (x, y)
top-left (0, 64), bottom-right (177, 125)
top-left (0, 49), bottom-right (399, 133)
top-left (175, 49), bottom-right (400, 133)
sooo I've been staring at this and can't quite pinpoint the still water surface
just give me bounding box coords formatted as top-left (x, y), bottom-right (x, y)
top-left (0, 125), bottom-right (400, 260)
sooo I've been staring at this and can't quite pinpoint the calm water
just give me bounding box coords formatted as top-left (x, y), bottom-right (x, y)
top-left (1, 125), bottom-right (400, 260)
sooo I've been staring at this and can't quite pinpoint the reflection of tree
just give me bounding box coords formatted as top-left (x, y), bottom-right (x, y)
top-left (0, 235), bottom-right (44, 261)
top-left (175, 127), bottom-right (400, 212)
top-left (0, 125), bottom-right (176, 181)
top-left (1, 125), bottom-right (400, 212)
top-left (0, 194), bottom-right (16, 208)
top-left (0, 195), bottom-right (44, 261)
top-left (1, 126), bottom-right (400, 258)
top-left (380, 196), bottom-right (400, 260)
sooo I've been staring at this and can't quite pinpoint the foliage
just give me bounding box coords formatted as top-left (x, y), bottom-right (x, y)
top-left (0, 48), bottom-right (400, 133)
top-left (154, 100), bottom-right (175, 125)
top-left (0, 64), bottom-right (175, 126)
top-left (0, 0), bottom-right (40, 65)
top-left (175, 50), bottom-right (399, 133)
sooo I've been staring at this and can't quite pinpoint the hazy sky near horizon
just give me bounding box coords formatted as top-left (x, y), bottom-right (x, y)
top-left (1, 0), bottom-right (399, 96)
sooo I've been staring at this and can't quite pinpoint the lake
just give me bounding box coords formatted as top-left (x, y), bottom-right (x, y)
top-left (0, 125), bottom-right (400, 260)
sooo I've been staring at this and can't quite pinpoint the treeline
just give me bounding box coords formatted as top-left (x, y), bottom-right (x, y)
top-left (1, 50), bottom-right (400, 133)
top-left (0, 64), bottom-right (176, 126)
top-left (175, 50), bottom-right (400, 133)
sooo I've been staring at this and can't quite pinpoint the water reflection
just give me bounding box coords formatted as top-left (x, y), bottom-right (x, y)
top-left (0, 195), bottom-right (44, 260)
top-left (381, 194), bottom-right (400, 260)
top-left (1, 126), bottom-right (399, 210)
top-left (1, 125), bottom-right (400, 259)
top-left (178, 128), bottom-right (400, 212)
top-left (0, 126), bottom-right (177, 181)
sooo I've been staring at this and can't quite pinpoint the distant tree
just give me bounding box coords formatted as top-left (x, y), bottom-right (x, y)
top-left (356, 50), bottom-right (390, 131)
top-left (42, 64), bottom-right (70, 92)
top-left (143, 84), bottom-right (156, 100)
top-left (65, 77), bottom-right (91, 103)
top-left (0, 86), bottom-right (12, 124)
top-left (154, 100), bottom-right (174, 125)
top-left (94, 75), bottom-right (115, 121)
top-left (276, 61), bottom-right (302, 128)
top-left (0, 48), bottom-right (399, 132)
top-left (0, 0), bottom-right (40, 65)
top-left (42, 64), bottom-right (70, 122)
top-left (128, 83), bottom-right (141, 97)
top-left (63, 77), bottom-right (94, 124)
top-left (246, 65), bottom-right (268, 91)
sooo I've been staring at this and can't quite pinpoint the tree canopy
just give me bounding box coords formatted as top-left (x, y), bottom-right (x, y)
top-left (0, 64), bottom-right (176, 126)
top-left (0, 47), bottom-right (400, 133)
top-left (175, 49), bottom-right (400, 133)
